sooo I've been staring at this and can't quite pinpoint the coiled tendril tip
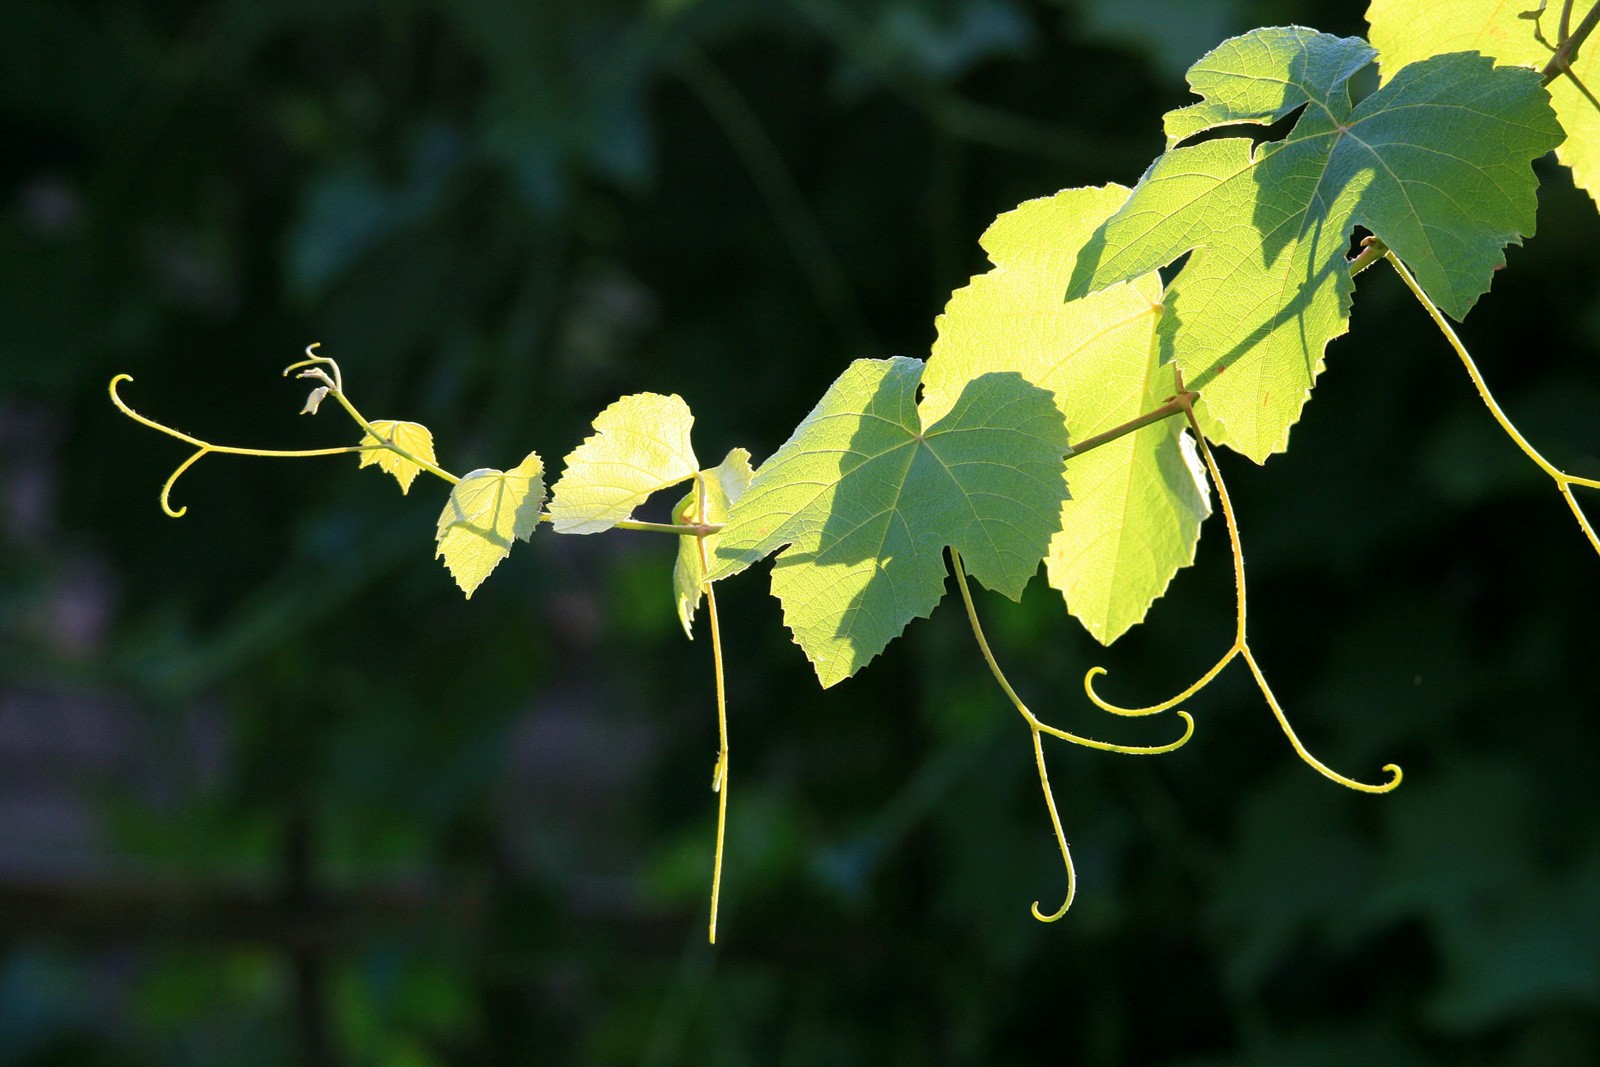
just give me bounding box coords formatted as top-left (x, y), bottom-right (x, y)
top-left (1031, 896), bottom-right (1071, 923)
top-left (281, 342), bottom-right (343, 393)
top-left (1083, 656), bottom-right (1232, 719)
top-left (1351, 763), bottom-right (1403, 794)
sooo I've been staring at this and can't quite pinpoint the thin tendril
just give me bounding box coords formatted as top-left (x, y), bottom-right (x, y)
top-left (1033, 712), bottom-right (1194, 753)
top-left (1241, 647), bottom-right (1402, 794)
top-left (1083, 653), bottom-right (1236, 717)
top-left (949, 547), bottom-right (1196, 922)
top-left (694, 472), bottom-right (732, 944)
top-left (160, 448), bottom-right (207, 518)
top-left (951, 550), bottom-right (1194, 755)
top-left (110, 374), bottom-right (367, 516)
top-left (281, 342), bottom-right (344, 392)
top-left (1385, 252), bottom-right (1600, 559)
top-left (1560, 484), bottom-right (1600, 557)
top-left (1027, 728), bottom-right (1075, 923)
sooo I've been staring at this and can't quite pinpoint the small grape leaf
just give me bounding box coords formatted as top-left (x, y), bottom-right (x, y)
top-left (709, 357), bottom-right (1069, 687)
top-left (672, 448), bottom-right (755, 638)
top-left (923, 185), bottom-right (1210, 645)
top-left (1066, 27), bottom-right (1562, 462)
top-left (435, 451), bottom-right (546, 597)
top-left (548, 393), bottom-right (699, 534)
top-left (1368, 0), bottom-right (1600, 211)
top-left (359, 420), bottom-right (437, 494)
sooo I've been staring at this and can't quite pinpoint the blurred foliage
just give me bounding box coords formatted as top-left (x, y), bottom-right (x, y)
top-left (2, 0), bottom-right (1599, 1063)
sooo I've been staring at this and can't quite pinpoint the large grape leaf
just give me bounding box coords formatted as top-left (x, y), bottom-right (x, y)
top-left (708, 357), bottom-right (1069, 687)
top-left (1368, 0), bottom-right (1600, 210)
top-left (548, 392), bottom-right (699, 533)
top-left (435, 452), bottom-right (546, 597)
top-left (923, 185), bottom-right (1210, 645)
top-left (672, 448), bottom-right (755, 639)
top-left (1066, 26), bottom-right (1562, 462)
top-left (359, 419), bottom-right (437, 494)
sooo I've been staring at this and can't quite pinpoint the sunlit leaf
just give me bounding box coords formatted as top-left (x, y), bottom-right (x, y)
top-left (710, 357), bottom-right (1069, 687)
top-left (548, 392), bottom-right (699, 533)
top-left (1067, 27), bottom-right (1562, 461)
top-left (1368, 0), bottom-right (1600, 211)
top-left (924, 185), bottom-right (1210, 644)
top-left (359, 420), bottom-right (437, 495)
top-left (672, 448), bottom-right (755, 639)
top-left (435, 452), bottom-right (546, 597)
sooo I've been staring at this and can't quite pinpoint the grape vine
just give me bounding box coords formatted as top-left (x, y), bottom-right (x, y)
top-left (111, 8), bottom-right (1600, 943)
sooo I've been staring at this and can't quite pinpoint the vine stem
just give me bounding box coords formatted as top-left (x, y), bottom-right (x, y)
top-left (1542, 0), bottom-right (1600, 83)
top-left (1383, 252), bottom-right (1600, 557)
top-left (550, 515), bottom-right (720, 537)
top-left (614, 387), bottom-right (1205, 537)
top-left (1083, 370), bottom-right (1402, 794)
top-left (948, 547), bottom-right (1194, 922)
top-left (692, 472), bottom-right (732, 944)
top-left (117, 343), bottom-right (1207, 538)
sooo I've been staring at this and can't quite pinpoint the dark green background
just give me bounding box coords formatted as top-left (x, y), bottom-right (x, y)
top-left (3, 0), bottom-right (1599, 1063)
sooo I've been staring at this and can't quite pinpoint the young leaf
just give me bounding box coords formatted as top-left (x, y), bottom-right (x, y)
top-left (923, 185), bottom-right (1210, 645)
top-left (548, 393), bottom-right (699, 533)
top-left (672, 448), bottom-right (755, 639)
top-left (359, 420), bottom-right (437, 494)
top-left (1367, 0), bottom-right (1600, 210)
top-left (709, 357), bottom-right (1069, 687)
top-left (1067, 27), bottom-right (1562, 462)
top-left (300, 386), bottom-right (329, 415)
top-left (435, 452), bottom-right (546, 597)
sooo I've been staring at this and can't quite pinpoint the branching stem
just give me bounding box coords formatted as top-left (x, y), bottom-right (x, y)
top-left (1542, 0), bottom-right (1600, 83)
top-left (949, 547), bottom-right (1194, 922)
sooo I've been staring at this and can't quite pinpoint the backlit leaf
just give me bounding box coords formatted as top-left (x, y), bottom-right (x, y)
top-left (435, 452), bottom-right (546, 597)
top-left (359, 420), bottom-right (437, 494)
top-left (672, 448), bottom-right (755, 639)
top-left (924, 185), bottom-right (1210, 645)
top-left (548, 392), bottom-right (699, 533)
top-left (1367, 0), bottom-right (1600, 211)
top-left (1067, 27), bottom-right (1562, 461)
top-left (710, 357), bottom-right (1069, 687)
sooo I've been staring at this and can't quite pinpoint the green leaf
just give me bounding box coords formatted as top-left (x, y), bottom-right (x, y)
top-left (359, 420), bottom-right (437, 495)
top-left (710, 357), bottom-right (1069, 687)
top-left (435, 452), bottom-right (546, 598)
top-left (1067, 27), bottom-right (1562, 461)
top-left (1368, 0), bottom-right (1600, 211)
top-left (672, 448), bottom-right (755, 639)
top-left (548, 392), bottom-right (699, 533)
top-left (924, 185), bottom-right (1210, 645)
